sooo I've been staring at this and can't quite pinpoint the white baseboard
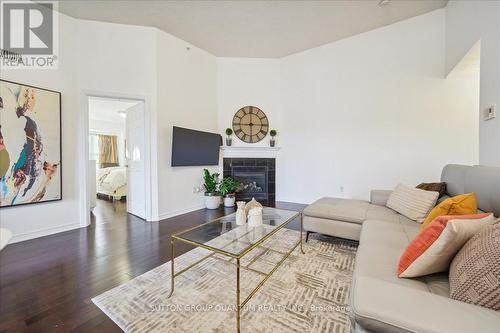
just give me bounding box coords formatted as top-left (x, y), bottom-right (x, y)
top-left (9, 222), bottom-right (83, 244)
top-left (156, 204), bottom-right (206, 221)
top-left (275, 197), bottom-right (311, 205)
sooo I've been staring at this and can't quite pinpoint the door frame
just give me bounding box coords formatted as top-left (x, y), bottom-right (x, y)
top-left (79, 89), bottom-right (157, 227)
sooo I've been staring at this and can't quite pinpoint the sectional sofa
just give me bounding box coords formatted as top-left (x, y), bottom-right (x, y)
top-left (303, 164), bottom-right (500, 333)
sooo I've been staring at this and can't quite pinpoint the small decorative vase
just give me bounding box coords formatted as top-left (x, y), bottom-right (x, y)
top-left (245, 198), bottom-right (263, 215)
top-left (270, 139), bottom-right (275, 147)
top-left (235, 201), bottom-right (247, 225)
top-left (248, 207), bottom-right (263, 227)
top-left (226, 138), bottom-right (232, 146)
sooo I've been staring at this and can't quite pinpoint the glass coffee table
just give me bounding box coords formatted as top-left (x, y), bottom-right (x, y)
top-left (167, 207), bottom-right (304, 332)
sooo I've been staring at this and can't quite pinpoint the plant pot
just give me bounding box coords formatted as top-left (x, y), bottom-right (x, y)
top-left (226, 138), bottom-right (232, 146)
top-left (270, 139), bottom-right (275, 147)
top-left (223, 193), bottom-right (236, 207)
top-left (204, 192), bottom-right (221, 209)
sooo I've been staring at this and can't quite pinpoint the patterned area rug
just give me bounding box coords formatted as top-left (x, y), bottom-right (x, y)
top-left (92, 229), bottom-right (358, 332)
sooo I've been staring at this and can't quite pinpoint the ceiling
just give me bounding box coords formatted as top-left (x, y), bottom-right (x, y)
top-left (89, 97), bottom-right (142, 123)
top-left (57, 0), bottom-right (447, 58)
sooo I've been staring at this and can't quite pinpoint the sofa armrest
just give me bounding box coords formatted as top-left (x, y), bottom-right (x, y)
top-left (370, 190), bottom-right (392, 206)
top-left (352, 276), bottom-right (500, 333)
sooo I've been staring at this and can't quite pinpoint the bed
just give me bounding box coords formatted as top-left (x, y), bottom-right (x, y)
top-left (96, 166), bottom-right (127, 200)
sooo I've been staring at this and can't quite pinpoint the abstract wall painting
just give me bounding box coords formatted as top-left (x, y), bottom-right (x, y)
top-left (0, 80), bottom-right (62, 208)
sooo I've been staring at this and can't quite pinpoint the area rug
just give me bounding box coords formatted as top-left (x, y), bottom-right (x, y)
top-left (92, 229), bottom-right (358, 332)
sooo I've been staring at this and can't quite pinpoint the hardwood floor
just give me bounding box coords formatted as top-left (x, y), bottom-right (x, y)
top-left (0, 200), bottom-right (306, 332)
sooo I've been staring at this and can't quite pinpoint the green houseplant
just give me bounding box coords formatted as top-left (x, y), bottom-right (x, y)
top-left (219, 177), bottom-right (241, 207)
top-left (203, 169), bottom-right (220, 209)
top-left (225, 128), bottom-right (233, 146)
top-left (269, 129), bottom-right (277, 147)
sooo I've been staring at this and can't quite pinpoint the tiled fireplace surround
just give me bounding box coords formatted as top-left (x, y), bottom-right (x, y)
top-left (223, 158), bottom-right (276, 204)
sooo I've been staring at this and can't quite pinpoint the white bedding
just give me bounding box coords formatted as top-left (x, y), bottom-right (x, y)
top-left (96, 167), bottom-right (113, 183)
top-left (97, 167), bottom-right (127, 197)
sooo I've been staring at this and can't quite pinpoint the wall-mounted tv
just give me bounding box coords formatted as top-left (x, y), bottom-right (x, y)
top-left (171, 126), bottom-right (222, 167)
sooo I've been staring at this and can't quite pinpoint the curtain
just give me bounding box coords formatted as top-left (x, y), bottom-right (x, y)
top-left (98, 135), bottom-right (119, 168)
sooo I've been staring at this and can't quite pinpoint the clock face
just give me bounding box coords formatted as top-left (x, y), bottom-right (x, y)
top-left (232, 106), bottom-right (269, 143)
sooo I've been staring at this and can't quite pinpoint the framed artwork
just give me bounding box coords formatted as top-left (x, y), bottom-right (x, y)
top-left (0, 79), bottom-right (62, 208)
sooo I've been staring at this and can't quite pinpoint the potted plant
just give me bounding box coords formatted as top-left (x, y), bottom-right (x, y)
top-left (225, 128), bottom-right (233, 146)
top-left (203, 169), bottom-right (220, 209)
top-left (269, 129), bottom-right (277, 147)
top-left (219, 177), bottom-right (241, 207)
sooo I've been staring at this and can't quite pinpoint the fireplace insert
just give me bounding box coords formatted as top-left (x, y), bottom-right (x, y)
top-left (223, 158), bottom-right (275, 204)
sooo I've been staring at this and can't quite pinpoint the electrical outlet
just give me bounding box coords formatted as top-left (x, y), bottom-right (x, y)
top-left (340, 186), bottom-right (345, 193)
top-left (484, 104), bottom-right (496, 121)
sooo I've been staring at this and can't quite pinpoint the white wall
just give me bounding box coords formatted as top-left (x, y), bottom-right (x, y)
top-left (0, 14), bottom-right (82, 242)
top-left (217, 58), bottom-right (281, 146)
top-left (278, 9), bottom-right (479, 203)
top-left (78, 21), bottom-right (157, 96)
top-left (445, 0), bottom-right (500, 166)
top-left (156, 30), bottom-right (219, 219)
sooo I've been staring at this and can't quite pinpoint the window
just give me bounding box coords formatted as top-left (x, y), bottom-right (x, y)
top-left (89, 133), bottom-right (99, 162)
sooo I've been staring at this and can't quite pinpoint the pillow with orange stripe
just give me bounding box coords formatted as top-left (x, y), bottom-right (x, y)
top-left (398, 213), bottom-right (495, 278)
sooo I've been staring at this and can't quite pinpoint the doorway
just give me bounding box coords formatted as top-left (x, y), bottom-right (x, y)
top-left (87, 96), bottom-right (146, 221)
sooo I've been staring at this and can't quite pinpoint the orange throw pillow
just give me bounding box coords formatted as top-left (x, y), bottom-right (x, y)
top-left (420, 193), bottom-right (477, 230)
top-left (398, 213), bottom-right (494, 278)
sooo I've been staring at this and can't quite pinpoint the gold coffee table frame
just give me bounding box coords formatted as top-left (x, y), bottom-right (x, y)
top-left (167, 208), bottom-right (304, 333)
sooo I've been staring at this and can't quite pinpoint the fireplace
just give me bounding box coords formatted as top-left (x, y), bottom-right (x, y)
top-left (223, 158), bottom-right (275, 204)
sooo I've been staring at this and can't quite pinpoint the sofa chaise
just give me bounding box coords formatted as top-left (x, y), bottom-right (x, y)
top-left (303, 164), bottom-right (500, 333)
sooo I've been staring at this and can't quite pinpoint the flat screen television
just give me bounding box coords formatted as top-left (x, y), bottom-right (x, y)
top-left (171, 126), bottom-right (222, 166)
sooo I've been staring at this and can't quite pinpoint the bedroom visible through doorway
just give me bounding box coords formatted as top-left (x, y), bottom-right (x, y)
top-left (88, 96), bottom-right (146, 223)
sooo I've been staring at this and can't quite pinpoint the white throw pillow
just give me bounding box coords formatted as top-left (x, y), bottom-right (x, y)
top-left (386, 184), bottom-right (439, 222)
top-left (399, 213), bottom-right (495, 278)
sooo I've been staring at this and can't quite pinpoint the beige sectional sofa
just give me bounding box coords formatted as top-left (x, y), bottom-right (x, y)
top-left (303, 164), bottom-right (500, 333)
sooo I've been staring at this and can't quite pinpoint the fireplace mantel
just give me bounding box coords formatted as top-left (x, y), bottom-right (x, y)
top-left (220, 146), bottom-right (281, 158)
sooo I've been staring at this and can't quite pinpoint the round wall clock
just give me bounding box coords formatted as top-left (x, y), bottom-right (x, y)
top-left (232, 106), bottom-right (269, 143)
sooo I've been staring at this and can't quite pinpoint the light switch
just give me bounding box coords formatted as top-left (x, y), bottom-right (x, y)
top-left (484, 104), bottom-right (496, 121)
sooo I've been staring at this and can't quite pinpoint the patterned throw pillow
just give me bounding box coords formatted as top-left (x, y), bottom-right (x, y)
top-left (398, 213), bottom-right (494, 278)
top-left (449, 221), bottom-right (500, 311)
top-left (386, 184), bottom-right (439, 223)
top-left (416, 182), bottom-right (447, 198)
